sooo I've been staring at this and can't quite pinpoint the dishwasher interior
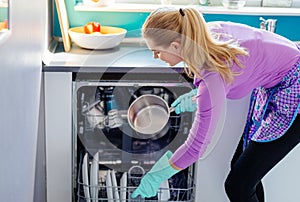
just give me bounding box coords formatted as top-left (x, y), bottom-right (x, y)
top-left (73, 72), bottom-right (196, 202)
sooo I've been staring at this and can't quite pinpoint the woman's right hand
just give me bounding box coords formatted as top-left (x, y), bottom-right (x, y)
top-left (171, 88), bottom-right (198, 114)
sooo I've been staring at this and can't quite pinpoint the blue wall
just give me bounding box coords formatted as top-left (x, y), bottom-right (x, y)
top-left (0, 8), bottom-right (8, 22)
top-left (53, 1), bottom-right (300, 41)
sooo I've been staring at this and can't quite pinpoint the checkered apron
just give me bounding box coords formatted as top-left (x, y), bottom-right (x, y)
top-left (242, 57), bottom-right (300, 148)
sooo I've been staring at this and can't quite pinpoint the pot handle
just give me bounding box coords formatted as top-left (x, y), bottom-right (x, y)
top-left (169, 107), bottom-right (175, 113)
top-left (118, 109), bottom-right (128, 119)
top-left (169, 95), bottom-right (197, 114)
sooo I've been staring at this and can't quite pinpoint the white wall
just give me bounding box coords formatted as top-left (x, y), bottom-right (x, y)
top-left (263, 144), bottom-right (300, 202)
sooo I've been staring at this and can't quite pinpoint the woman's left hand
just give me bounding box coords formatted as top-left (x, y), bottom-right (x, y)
top-left (171, 88), bottom-right (198, 114)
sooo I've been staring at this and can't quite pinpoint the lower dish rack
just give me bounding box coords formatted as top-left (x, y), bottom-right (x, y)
top-left (77, 183), bottom-right (194, 202)
top-left (76, 155), bottom-right (195, 202)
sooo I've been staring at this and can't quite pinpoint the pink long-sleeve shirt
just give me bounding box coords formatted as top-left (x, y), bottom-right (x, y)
top-left (170, 22), bottom-right (300, 169)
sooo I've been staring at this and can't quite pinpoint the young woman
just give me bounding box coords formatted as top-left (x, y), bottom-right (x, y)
top-left (131, 7), bottom-right (300, 202)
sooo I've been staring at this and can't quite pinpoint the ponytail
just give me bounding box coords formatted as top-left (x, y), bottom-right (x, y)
top-left (142, 7), bottom-right (248, 83)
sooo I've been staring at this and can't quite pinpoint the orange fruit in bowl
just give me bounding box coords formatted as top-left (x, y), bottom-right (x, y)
top-left (83, 22), bottom-right (101, 34)
top-left (0, 19), bottom-right (8, 30)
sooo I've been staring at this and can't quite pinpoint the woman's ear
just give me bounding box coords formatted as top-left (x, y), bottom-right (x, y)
top-left (170, 41), bottom-right (181, 54)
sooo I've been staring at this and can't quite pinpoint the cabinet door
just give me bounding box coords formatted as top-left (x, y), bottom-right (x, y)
top-left (44, 72), bottom-right (72, 202)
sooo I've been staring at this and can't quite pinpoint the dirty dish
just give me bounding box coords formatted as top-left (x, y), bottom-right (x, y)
top-left (158, 180), bottom-right (170, 201)
top-left (82, 153), bottom-right (91, 202)
top-left (90, 152), bottom-right (99, 202)
top-left (120, 172), bottom-right (127, 201)
top-left (106, 170), bottom-right (114, 202)
top-left (111, 170), bottom-right (120, 202)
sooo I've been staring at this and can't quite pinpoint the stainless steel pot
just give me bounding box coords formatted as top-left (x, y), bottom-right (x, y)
top-left (127, 94), bottom-right (174, 136)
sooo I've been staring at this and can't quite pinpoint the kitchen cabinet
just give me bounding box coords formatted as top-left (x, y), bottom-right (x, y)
top-left (44, 71), bottom-right (72, 202)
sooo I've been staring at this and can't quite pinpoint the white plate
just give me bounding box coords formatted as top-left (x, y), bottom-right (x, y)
top-left (158, 180), bottom-right (170, 201)
top-left (106, 170), bottom-right (114, 202)
top-left (90, 152), bottom-right (99, 202)
top-left (82, 153), bottom-right (91, 202)
top-left (111, 170), bottom-right (120, 202)
top-left (120, 172), bottom-right (127, 202)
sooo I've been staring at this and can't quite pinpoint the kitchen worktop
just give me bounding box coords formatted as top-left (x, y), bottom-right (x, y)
top-left (43, 37), bottom-right (300, 73)
top-left (42, 38), bottom-right (185, 73)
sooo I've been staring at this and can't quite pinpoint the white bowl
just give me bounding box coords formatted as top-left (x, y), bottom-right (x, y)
top-left (68, 26), bottom-right (127, 50)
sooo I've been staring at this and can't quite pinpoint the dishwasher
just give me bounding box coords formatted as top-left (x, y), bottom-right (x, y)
top-left (72, 70), bottom-right (196, 202)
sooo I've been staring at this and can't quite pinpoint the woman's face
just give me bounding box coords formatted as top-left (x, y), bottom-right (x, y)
top-left (145, 38), bottom-right (183, 66)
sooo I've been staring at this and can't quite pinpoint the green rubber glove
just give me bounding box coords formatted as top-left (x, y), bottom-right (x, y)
top-left (171, 88), bottom-right (198, 114)
top-left (131, 151), bottom-right (180, 199)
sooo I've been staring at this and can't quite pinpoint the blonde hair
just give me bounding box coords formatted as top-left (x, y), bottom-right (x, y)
top-left (142, 7), bottom-right (249, 83)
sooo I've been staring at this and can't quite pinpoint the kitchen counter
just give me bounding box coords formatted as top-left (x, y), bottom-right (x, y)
top-left (43, 38), bottom-right (300, 73)
top-left (42, 38), bottom-right (186, 73)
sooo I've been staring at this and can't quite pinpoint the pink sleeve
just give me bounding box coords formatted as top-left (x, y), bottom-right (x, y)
top-left (170, 72), bottom-right (227, 169)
